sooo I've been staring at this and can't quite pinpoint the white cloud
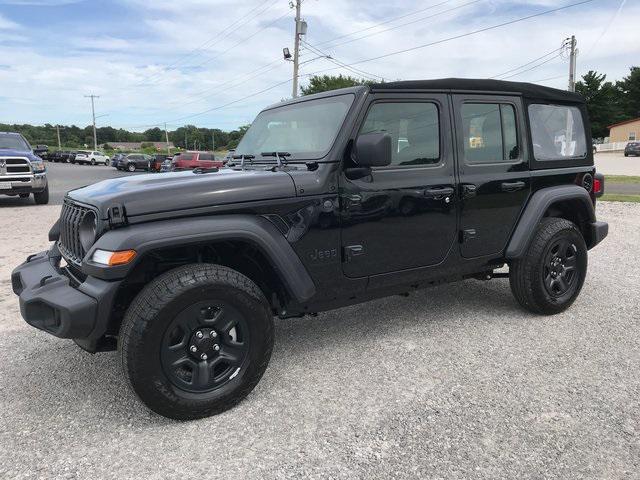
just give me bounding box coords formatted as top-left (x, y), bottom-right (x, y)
top-left (0, 12), bottom-right (19, 29)
top-left (0, 0), bottom-right (638, 129)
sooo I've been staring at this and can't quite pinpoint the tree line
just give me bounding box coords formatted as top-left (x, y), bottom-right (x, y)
top-left (0, 123), bottom-right (250, 152)
top-left (3, 67), bottom-right (638, 149)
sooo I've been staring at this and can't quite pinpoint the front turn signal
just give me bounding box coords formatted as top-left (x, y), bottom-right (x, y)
top-left (92, 249), bottom-right (136, 266)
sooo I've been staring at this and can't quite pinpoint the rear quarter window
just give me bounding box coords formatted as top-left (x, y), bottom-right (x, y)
top-left (528, 104), bottom-right (586, 161)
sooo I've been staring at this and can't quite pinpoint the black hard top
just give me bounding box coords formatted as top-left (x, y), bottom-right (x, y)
top-left (371, 78), bottom-right (584, 104)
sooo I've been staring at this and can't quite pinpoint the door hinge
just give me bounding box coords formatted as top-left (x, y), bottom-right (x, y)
top-left (460, 229), bottom-right (477, 243)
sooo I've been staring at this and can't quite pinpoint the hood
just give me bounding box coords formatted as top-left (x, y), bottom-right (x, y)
top-left (0, 149), bottom-right (38, 160)
top-left (68, 168), bottom-right (297, 219)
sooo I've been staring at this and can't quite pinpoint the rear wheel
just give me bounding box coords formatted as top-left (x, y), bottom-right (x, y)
top-left (120, 264), bottom-right (274, 420)
top-left (33, 184), bottom-right (49, 205)
top-left (91, 158), bottom-right (96, 165)
top-left (127, 163), bottom-right (136, 172)
top-left (509, 218), bottom-right (587, 315)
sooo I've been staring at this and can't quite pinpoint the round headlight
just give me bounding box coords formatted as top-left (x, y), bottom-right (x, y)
top-left (79, 211), bottom-right (98, 252)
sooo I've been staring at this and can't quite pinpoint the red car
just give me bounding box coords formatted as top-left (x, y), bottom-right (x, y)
top-left (171, 152), bottom-right (223, 171)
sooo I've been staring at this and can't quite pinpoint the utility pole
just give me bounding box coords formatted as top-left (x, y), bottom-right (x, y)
top-left (164, 123), bottom-right (170, 154)
top-left (84, 94), bottom-right (100, 150)
top-left (55, 125), bottom-right (64, 149)
top-left (212, 131), bottom-right (215, 152)
top-left (184, 128), bottom-right (188, 151)
top-left (567, 35), bottom-right (577, 92)
top-left (291, 0), bottom-right (302, 98)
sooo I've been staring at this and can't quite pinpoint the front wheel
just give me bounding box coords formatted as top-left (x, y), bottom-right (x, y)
top-left (91, 158), bottom-right (96, 165)
top-left (127, 163), bottom-right (136, 172)
top-left (509, 218), bottom-right (587, 315)
top-left (120, 264), bottom-right (274, 420)
top-left (33, 184), bottom-right (49, 205)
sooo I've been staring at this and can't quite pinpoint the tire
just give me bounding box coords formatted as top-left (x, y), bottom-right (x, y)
top-left (33, 184), bottom-right (49, 205)
top-left (91, 158), bottom-right (96, 165)
top-left (509, 218), bottom-right (587, 315)
top-left (127, 163), bottom-right (136, 172)
top-left (120, 264), bottom-right (274, 420)
top-left (624, 153), bottom-right (629, 157)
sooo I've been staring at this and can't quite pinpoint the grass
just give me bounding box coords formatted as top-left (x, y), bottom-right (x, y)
top-left (605, 175), bottom-right (640, 184)
top-left (601, 194), bottom-right (640, 203)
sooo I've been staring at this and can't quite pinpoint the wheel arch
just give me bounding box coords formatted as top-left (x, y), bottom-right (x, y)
top-left (505, 185), bottom-right (596, 259)
top-left (84, 214), bottom-right (316, 306)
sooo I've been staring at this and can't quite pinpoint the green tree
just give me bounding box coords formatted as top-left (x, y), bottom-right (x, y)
top-left (575, 71), bottom-right (624, 138)
top-left (616, 66), bottom-right (640, 119)
top-left (300, 74), bottom-right (375, 96)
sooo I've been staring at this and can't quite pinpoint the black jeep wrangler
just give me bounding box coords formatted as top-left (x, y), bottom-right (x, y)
top-left (12, 79), bottom-right (608, 419)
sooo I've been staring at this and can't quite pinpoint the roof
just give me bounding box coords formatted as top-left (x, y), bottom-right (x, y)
top-left (607, 117), bottom-right (640, 130)
top-left (370, 78), bottom-right (584, 103)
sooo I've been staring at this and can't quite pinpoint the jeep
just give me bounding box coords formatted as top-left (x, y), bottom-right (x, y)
top-left (0, 131), bottom-right (49, 204)
top-left (11, 79), bottom-right (608, 419)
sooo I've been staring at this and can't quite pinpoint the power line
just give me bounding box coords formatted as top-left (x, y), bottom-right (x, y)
top-left (318, 0), bottom-right (596, 69)
top-left (312, 0), bottom-right (454, 48)
top-left (491, 47), bottom-right (564, 79)
top-left (315, 0), bottom-right (484, 51)
top-left (301, 40), bottom-right (384, 81)
top-left (499, 54), bottom-right (563, 80)
top-left (140, 0), bottom-right (278, 85)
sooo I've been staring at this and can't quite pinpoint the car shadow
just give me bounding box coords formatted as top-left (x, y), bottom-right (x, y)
top-left (3, 279), bottom-right (523, 426)
top-left (0, 196), bottom-right (37, 207)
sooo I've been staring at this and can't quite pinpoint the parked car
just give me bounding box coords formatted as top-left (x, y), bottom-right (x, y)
top-left (74, 150), bottom-right (110, 166)
top-left (0, 131), bottom-right (49, 203)
top-left (12, 79), bottom-right (608, 420)
top-left (117, 153), bottom-right (153, 172)
top-left (148, 154), bottom-right (173, 172)
top-left (34, 145), bottom-right (49, 158)
top-left (624, 141), bottom-right (640, 156)
top-left (172, 151), bottom-right (223, 171)
top-left (59, 151), bottom-right (76, 163)
top-left (110, 153), bottom-right (125, 167)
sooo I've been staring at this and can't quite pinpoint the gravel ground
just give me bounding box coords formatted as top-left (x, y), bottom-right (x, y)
top-left (0, 202), bottom-right (638, 479)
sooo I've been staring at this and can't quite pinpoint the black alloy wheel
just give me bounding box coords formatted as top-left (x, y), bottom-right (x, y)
top-left (160, 300), bottom-right (250, 393)
top-left (543, 238), bottom-right (579, 297)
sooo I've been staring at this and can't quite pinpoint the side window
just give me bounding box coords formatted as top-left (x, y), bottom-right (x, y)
top-left (461, 103), bottom-right (519, 164)
top-left (528, 104), bottom-right (586, 160)
top-left (200, 153), bottom-right (213, 161)
top-left (360, 102), bottom-right (440, 167)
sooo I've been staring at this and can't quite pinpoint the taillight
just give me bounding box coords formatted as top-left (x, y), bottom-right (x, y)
top-left (593, 177), bottom-right (602, 194)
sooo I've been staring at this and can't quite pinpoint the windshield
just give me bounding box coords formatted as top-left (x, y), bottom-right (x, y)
top-left (236, 94), bottom-right (354, 160)
top-left (0, 133), bottom-right (30, 151)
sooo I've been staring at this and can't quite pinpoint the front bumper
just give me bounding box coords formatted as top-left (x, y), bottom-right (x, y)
top-left (0, 173), bottom-right (47, 194)
top-left (11, 246), bottom-right (120, 347)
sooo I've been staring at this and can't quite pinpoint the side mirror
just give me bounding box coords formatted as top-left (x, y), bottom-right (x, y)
top-left (354, 132), bottom-right (392, 167)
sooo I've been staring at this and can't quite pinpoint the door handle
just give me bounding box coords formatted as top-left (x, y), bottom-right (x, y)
top-left (501, 181), bottom-right (526, 192)
top-left (424, 187), bottom-right (454, 199)
top-left (461, 184), bottom-right (477, 199)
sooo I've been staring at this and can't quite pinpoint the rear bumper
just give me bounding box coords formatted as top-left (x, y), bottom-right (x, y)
top-left (0, 173), bottom-right (47, 194)
top-left (589, 221), bottom-right (608, 249)
top-left (11, 246), bottom-right (120, 347)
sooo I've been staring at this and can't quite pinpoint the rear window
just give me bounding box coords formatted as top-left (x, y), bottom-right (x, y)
top-left (528, 104), bottom-right (587, 161)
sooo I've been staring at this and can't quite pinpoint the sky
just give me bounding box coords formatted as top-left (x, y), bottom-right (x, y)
top-left (0, 0), bottom-right (635, 132)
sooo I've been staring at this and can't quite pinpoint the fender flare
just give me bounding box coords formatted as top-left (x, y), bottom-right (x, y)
top-left (82, 214), bottom-right (316, 303)
top-left (505, 185), bottom-right (595, 259)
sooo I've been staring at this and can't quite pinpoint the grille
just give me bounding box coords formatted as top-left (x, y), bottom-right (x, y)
top-left (5, 158), bottom-right (31, 174)
top-left (58, 201), bottom-right (93, 265)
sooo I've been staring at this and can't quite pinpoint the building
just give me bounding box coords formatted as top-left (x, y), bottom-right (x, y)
top-left (102, 141), bottom-right (175, 151)
top-left (607, 118), bottom-right (640, 143)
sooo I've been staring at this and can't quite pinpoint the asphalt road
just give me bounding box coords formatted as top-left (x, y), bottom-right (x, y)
top-left (0, 201), bottom-right (638, 479)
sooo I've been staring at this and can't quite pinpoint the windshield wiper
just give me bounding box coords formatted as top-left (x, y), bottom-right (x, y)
top-left (260, 151), bottom-right (291, 168)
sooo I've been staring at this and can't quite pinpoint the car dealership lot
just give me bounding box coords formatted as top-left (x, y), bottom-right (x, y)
top-left (0, 201), bottom-right (638, 479)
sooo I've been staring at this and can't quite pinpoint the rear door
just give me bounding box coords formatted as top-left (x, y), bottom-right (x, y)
top-left (452, 95), bottom-right (531, 258)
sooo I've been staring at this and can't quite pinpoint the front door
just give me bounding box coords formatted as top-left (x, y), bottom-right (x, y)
top-left (340, 94), bottom-right (457, 278)
top-left (451, 95), bottom-right (531, 258)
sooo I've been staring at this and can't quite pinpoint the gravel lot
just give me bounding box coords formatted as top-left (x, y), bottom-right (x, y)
top-left (0, 202), bottom-right (638, 479)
